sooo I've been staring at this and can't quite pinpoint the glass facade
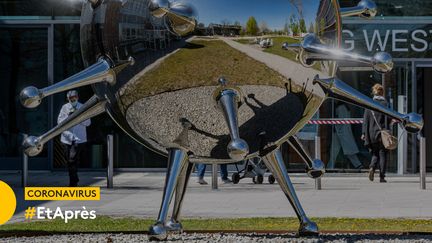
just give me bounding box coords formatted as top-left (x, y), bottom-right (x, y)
top-left (339, 0), bottom-right (432, 17)
top-left (330, 0), bottom-right (432, 172)
top-left (0, 0), bottom-right (81, 18)
top-left (0, 27), bottom-right (49, 169)
top-left (0, 0), bottom-right (166, 170)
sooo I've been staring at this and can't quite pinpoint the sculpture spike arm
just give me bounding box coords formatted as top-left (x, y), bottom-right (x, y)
top-left (22, 95), bottom-right (107, 157)
top-left (214, 77), bottom-right (249, 161)
top-left (313, 75), bottom-right (424, 133)
top-left (20, 56), bottom-right (134, 109)
top-left (284, 34), bottom-right (393, 73)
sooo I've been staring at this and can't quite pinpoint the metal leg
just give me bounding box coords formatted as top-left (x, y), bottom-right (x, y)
top-left (288, 136), bottom-right (325, 179)
top-left (149, 148), bottom-right (189, 240)
top-left (262, 148), bottom-right (319, 236)
top-left (165, 161), bottom-right (194, 233)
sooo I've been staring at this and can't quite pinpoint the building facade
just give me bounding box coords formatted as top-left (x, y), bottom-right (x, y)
top-left (324, 0), bottom-right (432, 173)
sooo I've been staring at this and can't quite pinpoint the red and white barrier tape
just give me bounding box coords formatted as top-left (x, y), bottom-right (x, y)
top-left (307, 119), bottom-right (363, 125)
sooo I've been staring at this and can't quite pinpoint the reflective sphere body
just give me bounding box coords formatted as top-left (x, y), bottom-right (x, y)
top-left (80, 0), bottom-right (341, 162)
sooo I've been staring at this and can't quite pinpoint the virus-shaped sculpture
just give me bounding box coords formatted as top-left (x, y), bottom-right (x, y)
top-left (20, 0), bottom-right (423, 240)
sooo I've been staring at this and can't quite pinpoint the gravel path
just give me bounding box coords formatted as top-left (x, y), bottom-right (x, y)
top-left (126, 85), bottom-right (307, 160)
top-left (2, 233), bottom-right (432, 243)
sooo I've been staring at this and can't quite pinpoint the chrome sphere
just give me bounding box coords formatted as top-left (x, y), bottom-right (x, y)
top-left (358, 0), bottom-right (378, 18)
top-left (299, 218), bottom-right (319, 236)
top-left (148, 223), bottom-right (168, 241)
top-left (307, 159), bottom-right (325, 179)
top-left (20, 86), bottom-right (42, 109)
top-left (404, 113), bottom-right (424, 133)
top-left (227, 139), bottom-right (249, 161)
top-left (372, 52), bottom-right (394, 73)
top-left (165, 219), bottom-right (183, 232)
top-left (22, 136), bottom-right (43, 157)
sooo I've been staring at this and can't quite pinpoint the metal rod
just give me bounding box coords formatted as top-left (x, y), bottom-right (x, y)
top-left (212, 164), bottom-right (218, 190)
top-left (420, 136), bottom-right (426, 190)
top-left (315, 136), bottom-right (322, 190)
top-left (22, 134), bottom-right (28, 188)
top-left (107, 134), bottom-right (114, 188)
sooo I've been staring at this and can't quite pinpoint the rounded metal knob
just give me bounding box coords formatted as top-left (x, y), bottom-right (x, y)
top-left (403, 113), bottom-right (424, 133)
top-left (22, 136), bottom-right (43, 157)
top-left (20, 86), bottom-right (42, 109)
top-left (358, 0), bottom-right (378, 19)
top-left (372, 52), bottom-right (393, 73)
top-left (227, 139), bottom-right (249, 161)
top-left (307, 159), bottom-right (325, 179)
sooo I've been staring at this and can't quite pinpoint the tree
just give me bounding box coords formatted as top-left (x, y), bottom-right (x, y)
top-left (283, 18), bottom-right (289, 35)
top-left (308, 22), bottom-right (315, 33)
top-left (289, 14), bottom-right (299, 36)
top-left (259, 21), bottom-right (270, 35)
top-left (221, 19), bottom-right (231, 26)
top-left (234, 21), bottom-right (241, 26)
top-left (299, 18), bottom-right (306, 34)
top-left (246, 16), bottom-right (259, 36)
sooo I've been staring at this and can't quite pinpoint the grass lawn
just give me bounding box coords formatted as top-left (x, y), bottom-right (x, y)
top-left (234, 36), bottom-right (321, 71)
top-left (262, 36), bottom-right (300, 63)
top-left (1, 217), bottom-right (432, 234)
top-left (121, 39), bottom-right (288, 106)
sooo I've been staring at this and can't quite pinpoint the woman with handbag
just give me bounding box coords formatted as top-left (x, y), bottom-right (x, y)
top-left (361, 84), bottom-right (394, 183)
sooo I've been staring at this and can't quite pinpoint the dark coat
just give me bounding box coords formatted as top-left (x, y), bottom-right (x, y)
top-left (362, 96), bottom-right (389, 147)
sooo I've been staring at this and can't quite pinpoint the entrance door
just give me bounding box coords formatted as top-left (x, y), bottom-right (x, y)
top-left (0, 27), bottom-right (51, 170)
top-left (416, 66), bottom-right (432, 171)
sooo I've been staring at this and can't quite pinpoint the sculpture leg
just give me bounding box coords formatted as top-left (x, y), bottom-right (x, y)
top-left (165, 161), bottom-right (194, 233)
top-left (262, 148), bottom-right (318, 236)
top-left (149, 148), bottom-right (189, 241)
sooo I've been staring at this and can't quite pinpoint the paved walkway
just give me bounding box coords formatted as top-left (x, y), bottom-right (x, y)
top-left (221, 37), bottom-right (329, 96)
top-left (2, 171), bottom-right (431, 224)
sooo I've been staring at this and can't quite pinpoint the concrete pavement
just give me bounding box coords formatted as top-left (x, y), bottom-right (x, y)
top-left (1, 171), bottom-right (431, 224)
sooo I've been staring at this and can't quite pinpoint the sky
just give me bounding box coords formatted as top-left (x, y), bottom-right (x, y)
top-left (186, 0), bottom-right (319, 30)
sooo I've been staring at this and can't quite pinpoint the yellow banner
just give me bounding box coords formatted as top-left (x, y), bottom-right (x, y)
top-left (24, 187), bottom-right (100, 201)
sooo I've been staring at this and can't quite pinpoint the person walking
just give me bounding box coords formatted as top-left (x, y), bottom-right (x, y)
top-left (361, 84), bottom-right (389, 183)
top-left (196, 163), bottom-right (232, 184)
top-left (58, 90), bottom-right (91, 187)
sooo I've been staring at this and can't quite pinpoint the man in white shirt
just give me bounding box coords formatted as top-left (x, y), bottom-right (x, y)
top-left (58, 90), bottom-right (91, 187)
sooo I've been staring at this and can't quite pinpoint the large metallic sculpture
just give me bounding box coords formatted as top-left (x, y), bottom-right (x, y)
top-left (20, 0), bottom-right (423, 240)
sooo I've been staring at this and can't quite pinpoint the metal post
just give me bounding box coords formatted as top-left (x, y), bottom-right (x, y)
top-left (107, 134), bottom-right (114, 188)
top-left (315, 135), bottom-right (322, 190)
top-left (22, 134), bottom-right (28, 188)
top-left (397, 95), bottom-right (408, 174)
top-left (211, 164), bottom-right (218, 190)
top-left (420, 137), bottom-right (426, 190)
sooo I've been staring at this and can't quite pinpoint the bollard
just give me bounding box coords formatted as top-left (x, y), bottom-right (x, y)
top-left (212, 164), bottom-right (218, 190)
top-left (420, 137), bottom-right (426, 190)
top-left (22, 135), bottom-right (28, 188)
top-left (107, 134), bottom-right (114, 188)
top-left (315, 135), bottom-right (322, 190)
